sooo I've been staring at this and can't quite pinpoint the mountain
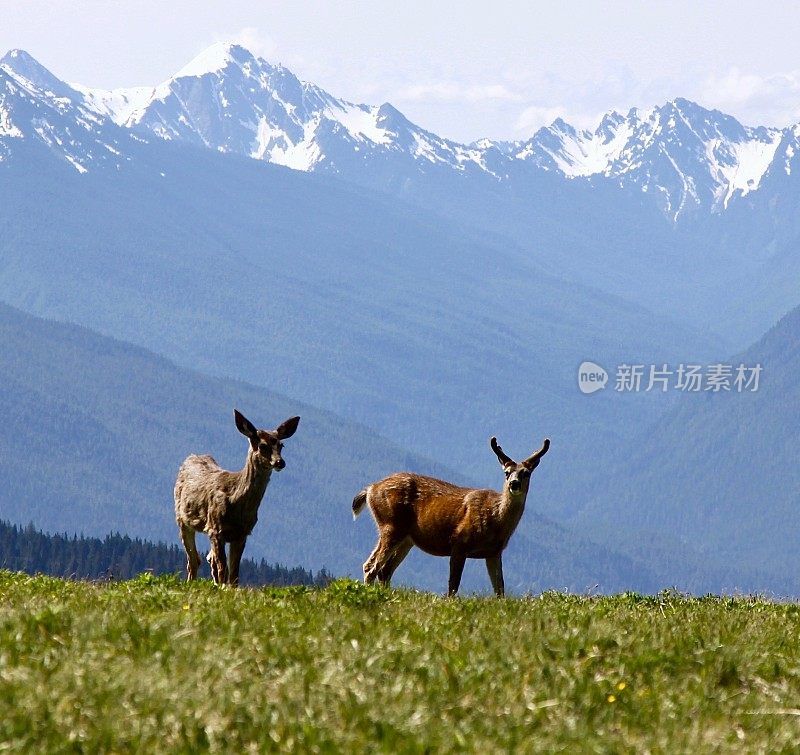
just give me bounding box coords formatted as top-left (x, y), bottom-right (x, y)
top-left (0, 301), bottom-right (692, 594)
top-left (4, 45), bottom-right (793, 223)
top-left (2, 44), bottom-right (800, 593)
top-left (6, 44), bottom-right (800, 347)
top-left (42, 44), bottom-right (790, 222)
top-left (568, 303), bottom-right (800, 587)
top-left (0, 86), bottom-right (725, 507)
top-left (72, 43), bottom-right (506, 179)
top-left (0, 48), bottom-right (146, 173)
top-left (489, 100), bottom-right (784, 220)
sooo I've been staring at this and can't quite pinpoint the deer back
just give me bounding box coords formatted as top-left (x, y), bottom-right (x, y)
top-left (368, 473), bottom-right (504, 557)
top-left (174, 453), bottom-right (271, 538)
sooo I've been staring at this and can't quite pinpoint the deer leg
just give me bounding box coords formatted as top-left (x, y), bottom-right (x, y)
top-left (209, 534), bottom-right (228, 586)
top-left (486, 555), bottom-right (505, 597)
top-left (228, 538), bottom-right (247, 587)
top-left (376, 538), bottom-right (413, 588)
top-left (179, 524), bottom-right (201, 581)
top-left (362, 539), bottom-right (382, 584)
top-left (365, 528), bottom-right (403, 585)
top-left (206, 549), bottom-right (218, 584)
top-left (448, 552), bottom-right (467, 597)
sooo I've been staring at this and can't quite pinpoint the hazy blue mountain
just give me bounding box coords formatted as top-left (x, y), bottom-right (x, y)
top-left (0, 301), bottom-right (693, 594)
top-left (0, 112), bottom-right (725, 520)
top-left (71, 43), bottom-right (518, 180)
top-left (5, 45), bottom-right (800, 346)
top-left (2, 45), bottom-right (792, 224)
top-left (0, 49), bottom-right (149, 173)
top-left (489, 100), bottom-right (783, 218)
top-left (3, 44), bottom-right (800, 594)
top-left (568, 303), bottom-right (800, 589)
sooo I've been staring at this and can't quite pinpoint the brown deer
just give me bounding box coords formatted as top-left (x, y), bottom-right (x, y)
top-left (352, 436), bottom-right (550, 596)
top-left (174, 409), bottom-right (300, 586)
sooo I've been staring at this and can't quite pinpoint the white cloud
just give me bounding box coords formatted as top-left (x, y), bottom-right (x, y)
top-left (230, 27), bottom-right (277, 59)
top-left (203, 26), bottom-right (278, 62)
top-left (513, 105), bottom-right (568, 133)
top-left (513, 104), bottom-right (601, 136)
top-left (700, 67), bottom-right (800, 127)
top-left (397, 81), bottom-right (524, 104)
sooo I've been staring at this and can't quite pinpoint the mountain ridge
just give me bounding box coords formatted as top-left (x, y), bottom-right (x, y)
top-left (1, 43), bottom-right (799, 594)
top-left (0, 299), bottom-right (701, 594)
top-left (3, 43), bottom-right (800, 221)
top-left (567, 302), bottom-right (800, 584)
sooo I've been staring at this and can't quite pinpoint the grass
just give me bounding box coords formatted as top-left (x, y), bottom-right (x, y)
top-left (1, 572), bottom-right (800, 752)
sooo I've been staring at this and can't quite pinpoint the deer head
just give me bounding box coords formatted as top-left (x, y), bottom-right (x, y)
top-left (234, 409), bottom-right (300, 471)
top-left (491, 436), bottom-right (550, 496)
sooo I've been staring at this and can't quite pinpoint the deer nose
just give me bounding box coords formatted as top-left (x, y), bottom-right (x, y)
top-left (508, 479), bottom-right (521, 493)
top-left (274, 458), bottom-right (286, 470)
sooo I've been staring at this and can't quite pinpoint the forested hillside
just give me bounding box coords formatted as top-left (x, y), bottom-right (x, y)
top-left (0, 302), bottom-right (682, 594)
top-left (0, 140), bottom-right (720, 492)
top-left (0, 520), bottom-right (327, 586)
top-left (571, 304), bottom-right (800, 585)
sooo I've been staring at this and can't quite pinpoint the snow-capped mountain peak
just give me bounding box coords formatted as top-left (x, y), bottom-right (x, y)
top-left (1, 49), bottom-right (74, 100)
top-left (497, 98), bottom-right (784, 218)
top-left (1, 44), bottom-right (797, 221)
top-left (112, 44), bottom-right (400, 168)
top-left (172, 41), bottom-right (253, 79)
top-left (71, 42), bottom-right (494, 176)
top-left (0, 48), bottom-right (144, 171)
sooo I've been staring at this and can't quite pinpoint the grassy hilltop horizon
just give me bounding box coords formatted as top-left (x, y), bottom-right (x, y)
top-left (2, 571), bottom-right (800, 751)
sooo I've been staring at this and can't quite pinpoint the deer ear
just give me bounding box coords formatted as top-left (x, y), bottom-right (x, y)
top-left (234, 409), bottom-right (258, 439)
top-left (276, 416), bottom-right (300, 440)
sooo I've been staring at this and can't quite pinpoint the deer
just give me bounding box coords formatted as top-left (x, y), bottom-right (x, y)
top-left (352, 436), bottom-right (550, 596)
top-left (174, 409), bottom-right (300, 586)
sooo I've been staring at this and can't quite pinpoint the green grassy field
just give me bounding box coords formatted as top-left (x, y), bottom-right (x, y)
top-left (2, 571), bottom-right (800, 752)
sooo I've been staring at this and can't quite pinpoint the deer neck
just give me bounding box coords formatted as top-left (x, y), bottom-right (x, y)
top-left (234, 450), bottom-right (272, 503)
top-left (498, 485), bottom-right (529, 523)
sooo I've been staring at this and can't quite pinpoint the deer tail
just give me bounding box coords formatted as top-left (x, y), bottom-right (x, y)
top-left (352, 488), bottom-right (368, 520)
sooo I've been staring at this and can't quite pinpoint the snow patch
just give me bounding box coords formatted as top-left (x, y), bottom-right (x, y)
top-left (63, 153), bottom-right (87, 173)
top-left (330, 103), bottom-right (391, 145)
top-left (72, 84), bottom-right (154, 126)
top-left (412, 132), bottom-right (444, 163)
top-left (0, 106), bottom-right (22, 137)
top-left (711, 134), bottom-right (782, 206)
top-left (261, 116), bottom-right (323, 171)
top-left (517, 117), bottom-right (634, 177)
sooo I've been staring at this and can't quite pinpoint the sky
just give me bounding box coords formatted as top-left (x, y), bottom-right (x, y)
top-left (1, 1), bottom-right (798, 143)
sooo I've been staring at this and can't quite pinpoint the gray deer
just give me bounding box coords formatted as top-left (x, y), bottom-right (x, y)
top-left (174, 409), bottom-right (300, 586)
